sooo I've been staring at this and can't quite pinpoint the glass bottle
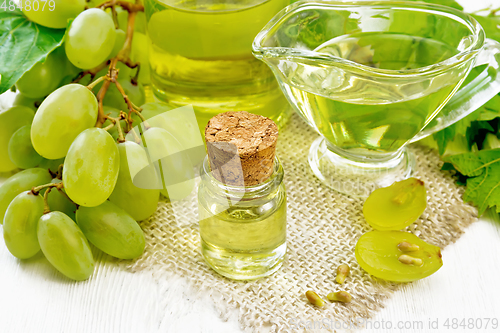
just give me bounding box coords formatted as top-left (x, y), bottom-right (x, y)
top-left (198, 155), bottom-right (286, 280)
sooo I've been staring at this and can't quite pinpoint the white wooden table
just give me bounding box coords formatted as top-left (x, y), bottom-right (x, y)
top-left (1, 0), bottom-right (500, 332)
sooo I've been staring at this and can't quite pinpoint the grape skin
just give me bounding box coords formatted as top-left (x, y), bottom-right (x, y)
top-left (37, 211), bottom-right (94, 281)
top-left (3, 191), bottom-right (44, 259)
top-left (65, 8), bottom-right (116, 69)
top-left (31, 84), bottom-right (98, 159)
top-left (76, 201), bottom-right (145, 259)
top-left (363, 178), bottom-right (427, 231)
top-left (0, 106), bottom-right (35, 172)
top-left (16, 50), bottom-right (64, 99)
top-left (109, 29), bottom-right (127, 59)
top-left (139, 128), bottom-right (195, 201)
top-left (131, 32), bottom-right (150, 84)
top-left (8, 125), bottom-right (43, 169)
top-left (23, 0), bottom-right (85, 29)
top-left (103, 78), bottom-right (145, 112)
top-left (47, 179), bottom-right (77, 220)
top-left (0, 168), bottom-right (53, 223)
top-left (108, 142), bottom-right (160, 221)
top-left (63, 128), bottom-right (120, 207)
top-left (355, 230), bottom-right (442, 282)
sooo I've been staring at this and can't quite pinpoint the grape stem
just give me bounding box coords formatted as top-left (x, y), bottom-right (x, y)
top-left (43, 187), bottom-right (52, 214)
top-left (87, 76), bottom-right (107, 91)
top-left (94, 3), bottom-right (144, 132)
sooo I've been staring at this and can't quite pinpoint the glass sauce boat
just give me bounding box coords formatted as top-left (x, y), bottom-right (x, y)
top-left (253, 0), bottom-right (500, 197)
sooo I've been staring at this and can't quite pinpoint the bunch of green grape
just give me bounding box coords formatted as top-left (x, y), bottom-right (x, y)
top-left (0, 3), bottom-right (178, 281)
top-left (356, 178), bottom-right (443, 282)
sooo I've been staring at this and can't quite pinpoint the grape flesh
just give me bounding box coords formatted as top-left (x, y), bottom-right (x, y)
top-left (16, 50), bottom-right (64, 99)
top-left (76, 201), bottom-right (145, 259)
top-left (63, 128), bottom-right (120, 207)
top-left (138, 127), bottom-right (195, 201)
top-left (131, 32), bottom-right (150, 84)
top-left (37, 211), bottom-right (94, 281)
top-left (0, 106), bottom-right (35, 172)
top-left (47, 179), bottom-right (77, 220)
top-left (65, 8), bottom-right (116, 69)
top-left (355, 230), bottom-right (442, 282)
top-left (109, 142), bottom-right (160, 221)
top-left (8, 125), bottom-right (43, 169)
top-left (31, 84), bottom-right (98, 159)
top-left (3, 191), bottom-right (44, 259)
top-left (0, 168), bottom-right (52, 223)
top-left (23, 0), bottom-right (85, 29)
top-left (363, 178), bottom-right (427, 231)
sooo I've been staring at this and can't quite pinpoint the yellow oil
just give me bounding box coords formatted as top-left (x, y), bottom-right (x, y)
top-left (145, 0), bottom-right (291, 132)
top-left (199, 191), bottom-right (286, 280)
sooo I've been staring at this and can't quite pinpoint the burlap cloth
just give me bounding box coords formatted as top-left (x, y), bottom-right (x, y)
top-left (127, 113), bottom-right (478, 332)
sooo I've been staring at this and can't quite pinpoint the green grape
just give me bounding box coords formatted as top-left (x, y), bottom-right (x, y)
top-left (3, 191), bottom-right (44, 259)
top-left (109, 29), bottom-right (126, 59)
top-left (63, 128), bottom-right (120, 207)
top-left (31, 84), bottom-right (98, 159)
top-left (0, 168), bottom-right (52, 223)
top-left (140, 103), bottom-right (206, 165)
top-left (47, 179), bottom-right (77, 220)
top-left (8, 125), bottom-right (43, 169)
top-left (76, 201), bottom-right (145, 259)
top-left (16, 50), bottom-right (64, 99)
top-left (38, 158), bottom-right (65, 173)
top-left (363, 178), bottom-right (427, 231)
top-left (355, 230), bottom-right (443, 282)
top-left (131, 32), bottom-right (150, 84)
top-left (22, 0), bottom-right (85, 29)
top-left (139, 128), bottom-right (195, 201)
top-left (117, 8), bottom-right (146, 34)
top-left (37, 211), bottom-right (94, 281)
top-left (0, 106), bottom-right (35, 172)
top-left (12, 93), bottom-right (38, 111)
top-left (109, 142), bottom-right (160, 221)
top-left (103, 78), bottom-right (145, 112)
top-left (65, 8), bottom-right (116, 69)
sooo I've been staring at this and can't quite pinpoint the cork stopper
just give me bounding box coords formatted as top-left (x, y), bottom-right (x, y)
top-left (205, 111), bottom-right (279, 186)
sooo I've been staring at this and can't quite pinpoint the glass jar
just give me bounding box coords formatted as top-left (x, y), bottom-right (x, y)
top-left (144, 0), bottom-right (292, 133)
top-left (198, 155), bottom-right (286, 280)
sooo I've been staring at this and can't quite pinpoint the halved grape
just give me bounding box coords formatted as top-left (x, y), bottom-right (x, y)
top-left (0, 106), bottom-right (35, 172)
top-left (47, 179), bottom-right (77, 220)
top-left (139, 127), bottom-right (195, 201)
top-left (65, 8), bottom-right (116, 69)
top-left (130, 32), bottom-right (150, 84)
top-left (63, 128), bottom-right (120, 207)
top-left (8, 125), bottom-right (43, 169)
top-left (23, 0), bottom-right (85, 29)
top-left (3, 191), bottom-right (44, 259)
top-left (109, 142), bottom-right (160, 221)
top-left (76, 201), bottom-right (145, 259)
top-left (37, 211), bottom-right (94, 281)
top-left (355, 230), bottom-right (442, 282)
top-left (16, 50), bottom-right (64, 99)
top-left (0, 168), bottom-right (53, 223)
top-left (31, 84), bottom-right (98, 159)
top-left (363, 178), bottom-right (427, 231)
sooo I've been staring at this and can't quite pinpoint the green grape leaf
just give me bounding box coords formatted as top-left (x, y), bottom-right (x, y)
top-left (0, 9), bottom-right (65, 94)
top-left (444, 149), bottom-right (500, 215)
